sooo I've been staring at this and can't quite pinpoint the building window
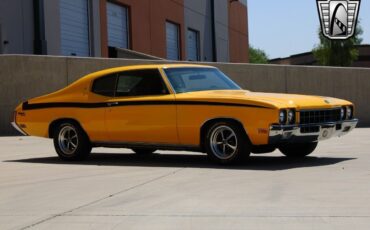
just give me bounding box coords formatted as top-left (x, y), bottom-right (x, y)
top-left (166, 21), bottom-right (180, 60)
top-left (60, 0), bottom-right (90, 57)
top-left (107, 2), bottom-right (129, 57)
top-left (187, 29), bottom-right (200, 61)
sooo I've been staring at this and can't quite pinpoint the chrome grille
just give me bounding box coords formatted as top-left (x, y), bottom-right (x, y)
top-left (300, 108), bottom-right (342, 124)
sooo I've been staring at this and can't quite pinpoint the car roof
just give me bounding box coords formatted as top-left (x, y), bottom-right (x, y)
top-left (81, 64), bottom-right (216, 82)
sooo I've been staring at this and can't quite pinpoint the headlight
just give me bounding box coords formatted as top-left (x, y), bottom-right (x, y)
top-left (346, 106), bottom-right (353, 119)
top-left (287, 109), bottom-right (295, 124)
top-left (279, 110), bottom-right (287, 124)
top-left (340, 107), bottom-right (346, 120)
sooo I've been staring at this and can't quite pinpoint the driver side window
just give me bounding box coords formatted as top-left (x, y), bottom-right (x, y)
top-left (116, 69), bottom-right (169, 97)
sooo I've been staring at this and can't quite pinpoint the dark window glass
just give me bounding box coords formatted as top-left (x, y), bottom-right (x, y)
top-left (116, 69), bottom-right (169, 97)
top-left (92, 74), bottom-right (117, 97)
top-left (164, 67), bottom-right (241, 93)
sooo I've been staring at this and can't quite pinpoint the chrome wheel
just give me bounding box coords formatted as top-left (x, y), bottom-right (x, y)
top-left (210, 125), bottom-right (238, 160)
top-left (58, 125), bottom-right (79, 155)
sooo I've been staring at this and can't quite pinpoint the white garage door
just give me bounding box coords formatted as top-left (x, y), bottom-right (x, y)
top-left (166, 22), bottom-right (180, 60)
top-left (187, 29), bottom-right (199, 61)
top-left (107, 2), bottom-right (129, 49)
top-left (60, 0), bottom-right (90, 56)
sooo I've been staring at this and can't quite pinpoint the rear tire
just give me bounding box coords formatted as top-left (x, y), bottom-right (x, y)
top-left (205, 121), bottom-right (250, 165)
top-left (53, 122), bottom-right (92, 161)
top-left (132, 148), bottom-right (156, 155)
top-left (279, 142), bottom-right (318, 158)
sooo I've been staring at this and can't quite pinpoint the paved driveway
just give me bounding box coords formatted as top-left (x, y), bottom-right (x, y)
top-left (0, 129), bottom-right (369, 229)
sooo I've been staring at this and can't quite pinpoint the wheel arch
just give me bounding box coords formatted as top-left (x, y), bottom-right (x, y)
top-left (200, 117), bottom-right (251, 152)
top-left (48, 118), bottom-right (89, 139)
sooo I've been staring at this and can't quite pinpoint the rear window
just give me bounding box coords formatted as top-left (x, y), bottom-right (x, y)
top-left (91, 74), bottom-right (117, 97)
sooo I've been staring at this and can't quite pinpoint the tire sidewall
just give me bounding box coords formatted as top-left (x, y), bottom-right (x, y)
top-left (205, 122), bottom-right (250, 164)
top-left (53, 122), bottom-right (91, 161)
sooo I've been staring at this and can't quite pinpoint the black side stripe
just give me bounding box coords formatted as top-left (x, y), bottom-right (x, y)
top-left (22, 100), bottom-right (271, 110)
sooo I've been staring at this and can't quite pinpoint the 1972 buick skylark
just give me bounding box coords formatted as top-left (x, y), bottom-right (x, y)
top-left (12, 64), bottom-right (358, 164)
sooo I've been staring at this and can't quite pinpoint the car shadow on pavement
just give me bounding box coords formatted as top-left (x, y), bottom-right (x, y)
top-left (5, 152), bottom-right (356, 171)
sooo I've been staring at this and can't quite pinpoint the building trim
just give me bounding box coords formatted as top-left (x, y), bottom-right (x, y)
top-left (99, 0), bottom-right (109, 57)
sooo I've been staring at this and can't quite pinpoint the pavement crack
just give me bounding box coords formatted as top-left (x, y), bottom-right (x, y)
top-left (19, 167), bottom-right (185, 230)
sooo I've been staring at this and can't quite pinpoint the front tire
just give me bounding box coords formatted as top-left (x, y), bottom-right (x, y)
top-left (53, 122), bottom-right (92, 161)
top-left (205, 122), bottom-right (250, 164)
top-left (279, 142), bottom-right (318, 158)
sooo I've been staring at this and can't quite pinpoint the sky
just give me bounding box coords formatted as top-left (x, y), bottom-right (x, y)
top-left (248, 0), bottom-right (370, 59)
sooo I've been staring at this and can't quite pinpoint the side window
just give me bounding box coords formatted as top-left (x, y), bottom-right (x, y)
top-left (116, 69), bottom-right (169, 97)
top-left (92, 74), bottom-right (117, 97)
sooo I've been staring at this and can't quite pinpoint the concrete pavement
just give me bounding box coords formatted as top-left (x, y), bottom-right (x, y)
top-left (0, 129), bottom-right (369, 229)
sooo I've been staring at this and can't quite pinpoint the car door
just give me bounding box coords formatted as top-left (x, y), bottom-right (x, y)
top-left (87, 73), bottom-right (117, 142)
top-left (105, 69), bottom-right (179, 144)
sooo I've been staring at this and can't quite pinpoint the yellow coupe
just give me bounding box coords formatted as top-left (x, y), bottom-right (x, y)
top-left (12, 64), bottom-right (358, 164)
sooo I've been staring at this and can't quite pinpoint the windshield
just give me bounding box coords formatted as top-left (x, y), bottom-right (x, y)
top-left (164, 67), bottom-right (241, 93)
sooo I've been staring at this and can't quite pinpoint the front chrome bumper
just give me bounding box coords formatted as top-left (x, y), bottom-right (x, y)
top-left (269, 119), bottom-right (358, 144)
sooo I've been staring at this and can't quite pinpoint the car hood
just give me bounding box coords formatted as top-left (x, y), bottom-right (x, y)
top-left (176, 90), bottom-right (352, 109)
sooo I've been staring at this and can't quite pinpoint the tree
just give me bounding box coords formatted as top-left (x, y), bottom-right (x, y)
top-left (249, 46), bottom-right (269, 64)
top-left (313, 22), bottom-right (363, 67)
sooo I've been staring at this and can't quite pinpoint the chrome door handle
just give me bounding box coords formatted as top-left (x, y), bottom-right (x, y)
top-left (107, 102), bottom-right (119, 106)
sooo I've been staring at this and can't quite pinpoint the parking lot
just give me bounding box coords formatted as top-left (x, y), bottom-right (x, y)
top-left (0, 129), bottom-right (369, 230)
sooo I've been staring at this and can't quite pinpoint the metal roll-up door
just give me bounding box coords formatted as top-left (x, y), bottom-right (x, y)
top-left (107, 2), bottom-right (128, 49)
top-left (166, 22), bottom-right (180, 60)
top-left (60, 0), bottom-right (90, 56)
top-left (187, 29), bottom-right (199, 61)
